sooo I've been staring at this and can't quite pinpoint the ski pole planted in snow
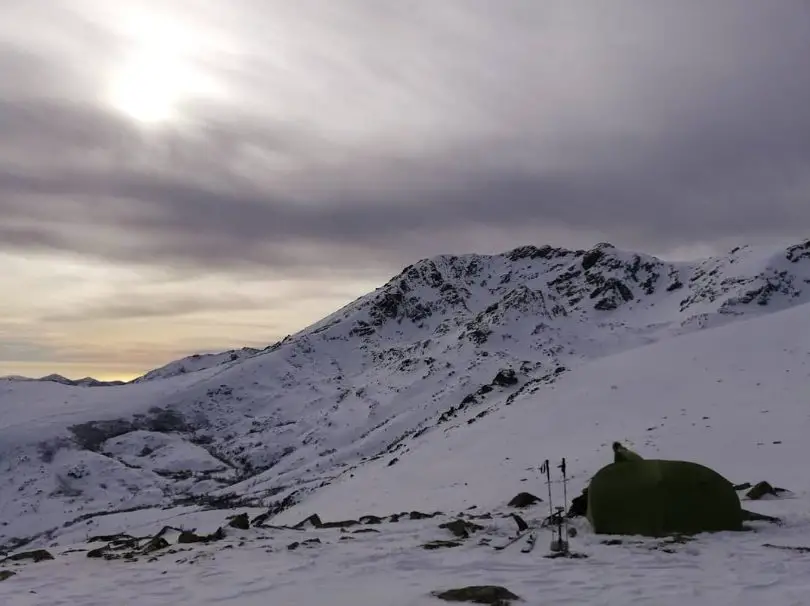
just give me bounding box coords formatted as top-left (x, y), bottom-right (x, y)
top-left (540, 459), bottom-right (554, 519)
top-left (555, 457), bottom-right (570, 554)
top-left (541, 459), bottom-right (560, 551)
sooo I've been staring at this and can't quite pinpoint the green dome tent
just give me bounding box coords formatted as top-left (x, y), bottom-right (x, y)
top-left (586, 445), bottom-right (743, 537)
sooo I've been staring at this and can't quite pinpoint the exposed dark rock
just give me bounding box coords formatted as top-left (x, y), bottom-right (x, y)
top-left (370, 291), bottom-right (405, 325)
top-left (178, 528), bottom-right (226, 544)
top-left (507, 492), bottom-right (542, 508)
top-left (439, 519), bottom-right (485, 539)
top-left (741, 510), bottom-right (782, 525)
top-left (319, 519), bottom-right (360, 529)
top-left (146, 408), bottom-right (189, 433)
top-left (259, 492), bottom-right (300, 520)
top-left (0, 570), bottom-right (16, 582)
top-left (250, 513), bottom-right (270, 527)
top-left (733, 483), bottom-right (752, 491)
top-left (1, 549), bottom-right (54, 564)
top-left (786, 240), bottom-right (810, 263)
top-left (141, 536), bottom-right (170, 555)
top-left (68, 408), bottom-right (193, 452)
top-left (492, 369), bottom-right (518, 387)
top-left (87, 546), bottom-right (112, 559)
top-left (349, 321), bottom-right (375, 337)
top-left (359, 515), bottom-right (384, 525)
top-left (467, 326), bottom-right (491, 345)
top-left (461, 394), bottom-right (478, 406)
top-left (68, 419), bottom-right (134, 451)
top-left (465, 512), bottom-right (493, 520)
top-left (287, 538), bottom-right (322, 550)
top-left (422, 540), bottom-right (463, 550)
top-left (582, 248), bottom-right (605, 271)
top-left (87, 533), bottom-right (136, 544)
top-left (291, 513), bottom-right (359, 530)
top-left (509, 514), bottom-right (528, 532)
top-left (568, 488), bottom-right (588, 517)
top-left (746, 481), bottom-right (789, 500)
top-left (351, 528), bottom-right (380, 534)
top-left (228, 513), bottom-right (250, 530)
top-left (293, 514), bottom-right (323, 529)
top-left (506, 245), bottom-right (557, 261)
top-left (432, 585), bottom-right (521, 604)
top-left (410, 511), bottom-right (441, 520)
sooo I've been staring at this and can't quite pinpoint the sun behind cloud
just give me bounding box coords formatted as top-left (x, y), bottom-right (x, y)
top-left (108, 50), bottom-right (187, 123)
top-left (103, 10), bottom-right (223, 125)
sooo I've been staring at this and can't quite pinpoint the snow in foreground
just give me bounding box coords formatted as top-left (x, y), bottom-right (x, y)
top-left (0, 498), bottom-right (808, 606)
top-left (2, 302), bottom-right (810, 605)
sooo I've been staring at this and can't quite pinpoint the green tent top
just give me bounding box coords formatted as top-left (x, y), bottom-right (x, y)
top-left (587, 446), bottom-right (743, 537)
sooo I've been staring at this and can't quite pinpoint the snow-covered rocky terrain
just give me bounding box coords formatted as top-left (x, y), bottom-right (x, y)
top-left (2, 239), bottom-right (810, 605)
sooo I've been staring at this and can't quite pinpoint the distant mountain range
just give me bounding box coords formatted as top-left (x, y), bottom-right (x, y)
top-left (0, 374), bottom-right (126, 387)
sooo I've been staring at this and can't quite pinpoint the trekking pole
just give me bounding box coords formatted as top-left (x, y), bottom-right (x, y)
top-left (540, 459), bottom-right (553, 519)
top-left (540, 459), bottom-right (558, 547)
top-left (558, 458), bottom-right (570, 553)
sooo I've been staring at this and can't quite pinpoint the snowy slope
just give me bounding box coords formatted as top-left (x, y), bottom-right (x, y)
top-left (131, 347), bottom-right (263, 383)
top-left (2, 288), bottom-right (810, 605)
top-left (274, 298), bottom-right (810, 523)
top-left (1, 239), bottom-right (810, 553)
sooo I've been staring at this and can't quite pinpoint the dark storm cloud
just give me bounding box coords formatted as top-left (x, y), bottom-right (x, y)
top-left (2, 0), bottom-right (810, 275)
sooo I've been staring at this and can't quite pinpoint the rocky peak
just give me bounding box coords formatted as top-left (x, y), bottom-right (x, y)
top-left (786, 239), bottom-right (810, 263)
top-left (679, 242), bottom-right (810, 315)
top-left (504, 245), bottom-right (571, 263)
top-left (546, 244), bottom-right (669, 313)
top-left (349, 239), bottom-right (810, 341)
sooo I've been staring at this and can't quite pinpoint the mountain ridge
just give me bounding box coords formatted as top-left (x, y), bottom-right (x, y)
top-left (6, 239), bottom-right (808, 385)
top-left (1, 237), bottom-right (809, 549)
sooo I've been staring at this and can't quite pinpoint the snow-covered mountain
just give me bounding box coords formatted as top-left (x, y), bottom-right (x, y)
top-left (1, 239), bottom-right (810, 556)
top-left (0, 374), bottom-right (125, 387)
top-left (2, 239), bottom-right (810, 605)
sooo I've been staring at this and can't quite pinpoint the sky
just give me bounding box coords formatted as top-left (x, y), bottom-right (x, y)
top-left (1, 1), bottom-right (809, 380)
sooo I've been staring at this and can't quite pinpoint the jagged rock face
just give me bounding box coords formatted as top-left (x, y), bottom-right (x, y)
top-left (338, 241), bottom-right (810, 349)
top-left (786, 240), bottom-right (810, 263)
top-left (678, 242), bottom-right (810, 316)
top-left (362, 249), bottom-right (579, 333)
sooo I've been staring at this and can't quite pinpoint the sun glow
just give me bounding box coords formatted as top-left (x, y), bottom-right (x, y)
top-left (109, 51), bottom-right (189, 123)
top-left (104, 13), bottom-right (222, 125)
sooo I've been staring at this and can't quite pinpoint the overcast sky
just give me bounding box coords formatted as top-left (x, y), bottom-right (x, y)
top-left (1, 1), bottom-right (809, 379)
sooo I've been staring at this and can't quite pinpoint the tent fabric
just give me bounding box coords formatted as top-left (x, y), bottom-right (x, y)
top-left (612, 441), bottom-right (644, 463)
top-left (586, 459), bottom-right (743, 537)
